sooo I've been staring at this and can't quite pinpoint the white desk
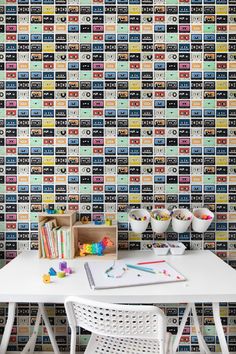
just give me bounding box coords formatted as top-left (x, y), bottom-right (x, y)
top-left (0, 250), bottom-right (236, 354)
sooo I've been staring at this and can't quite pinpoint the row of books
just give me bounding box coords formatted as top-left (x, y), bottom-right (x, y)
top-left (39, 219), bottom-right (72, 259)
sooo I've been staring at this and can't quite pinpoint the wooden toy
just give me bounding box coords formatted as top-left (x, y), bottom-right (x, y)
top-left (105, 219), bottom-right (112, 226)
top-left (78, 236), bottom-right (114, 257)
top-left (57, 271), bottom-right (65, 278)
top-left (65, 267), bottom-right (72, 274)
top-left (59, 261), bottom-right (67, 271)
top-left (49, 267), bottom-right (57, 276)
top-left (94, 220), bottom-right (104, 225)
top-left (46, 209), bottom-right (56, 214)
top-left (43, 274), bottom-right (50, 284)
top-left (81, 216), bottom-right (89, 224)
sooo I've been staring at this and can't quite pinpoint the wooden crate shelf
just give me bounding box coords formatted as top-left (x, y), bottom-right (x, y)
top-left (38, 213), bottom-right (117, 260)
top-left (73, 222), bottom-right (118, 260)
top-left (38, 212), bottom-right (77, 259)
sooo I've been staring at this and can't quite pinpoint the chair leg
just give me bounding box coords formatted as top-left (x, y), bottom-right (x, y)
top-left (70, 327), bottom-right (77, 354)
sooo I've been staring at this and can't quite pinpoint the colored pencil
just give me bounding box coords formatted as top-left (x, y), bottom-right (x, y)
top-left (126, 264), bottom-right (156, 274)
top-left (137, 260), bottom-right (166, 265)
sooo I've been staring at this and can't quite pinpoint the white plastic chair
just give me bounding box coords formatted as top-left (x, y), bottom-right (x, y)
top-left (65, 296), bottom-right (173, 354)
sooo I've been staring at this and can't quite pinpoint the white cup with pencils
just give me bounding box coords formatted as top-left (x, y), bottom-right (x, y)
top-left (172, 209), bottom-right (193, 233)
top-left (150, 209), bottom-right (171, 233)
top-left (192, 208), bottom-right (214, 233)
top-left (128, 209), bottom-right (150, 233)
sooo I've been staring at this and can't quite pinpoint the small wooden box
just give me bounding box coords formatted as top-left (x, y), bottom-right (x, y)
top-left (38, 212), bottom-right (77, 259)
top-left (73, 222), bottom-right (118, 260)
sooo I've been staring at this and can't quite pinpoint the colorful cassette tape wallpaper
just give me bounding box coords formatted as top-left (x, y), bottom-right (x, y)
top-left (1, 0), bottom-right (236, 351)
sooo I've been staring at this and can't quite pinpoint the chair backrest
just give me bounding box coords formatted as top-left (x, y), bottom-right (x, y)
top-left (65, 296), bottom-right (166, 341)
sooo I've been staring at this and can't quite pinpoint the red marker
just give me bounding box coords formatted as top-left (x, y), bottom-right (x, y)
top-left (137, 260), bottom-right (166, 265)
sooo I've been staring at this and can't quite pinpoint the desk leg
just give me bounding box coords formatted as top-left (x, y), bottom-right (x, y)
top-left (38, 303), bottom-right (60, 354)
top-left (0, 302), bottom-right (16, 354)
top-left (173, 303), bottom-right (191, 353)
top-left (191, 304), bottom-right (210, 354)
top-left (173, 303), bottom-right (210, 354)
top-left (22, 306), bottom-right (41, 354)
top-left (22, 304), bottom-right (60, 354)
top-left (212, 302), bottom-right (229, 354)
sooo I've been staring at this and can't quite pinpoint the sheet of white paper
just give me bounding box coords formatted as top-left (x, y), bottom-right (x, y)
top-left (84, 260), bottom-right (186, 290)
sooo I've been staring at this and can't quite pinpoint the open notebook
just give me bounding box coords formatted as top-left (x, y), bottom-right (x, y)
top-left (84, 260), bottom-right (186, 290)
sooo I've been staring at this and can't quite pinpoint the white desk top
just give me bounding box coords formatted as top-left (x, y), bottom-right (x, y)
top-left (0, 250), bottom-right (236, 304)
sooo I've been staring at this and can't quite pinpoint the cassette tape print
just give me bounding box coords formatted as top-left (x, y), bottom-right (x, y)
top-left (0, 0), bottom-right (234, 351)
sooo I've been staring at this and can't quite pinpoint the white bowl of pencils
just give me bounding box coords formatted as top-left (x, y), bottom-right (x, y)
top-left (150, 209), bottom-right (171, 233)
top-left (152, 242), bottom-right (170, 255)
top-left (171, 209), bottom-right (192, 233)
top-left (192, 208), bottom-right (214, 233)
top-left (128, 209), bottom-right (150, 233)
top-left (168, 242), bottom-right (186, 255)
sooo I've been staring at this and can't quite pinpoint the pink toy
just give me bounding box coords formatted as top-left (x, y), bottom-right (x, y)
top-left (78, 236), bottom-right (114, 257)
top-left (65, 267), bottom-right (72, 274)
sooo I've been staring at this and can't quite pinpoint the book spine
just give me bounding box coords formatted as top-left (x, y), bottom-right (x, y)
top-left (53, 230), bottom-right (58, 258)
top-left (63, 229), bottom-right (67, 259)
top-left (61, 229), bottom-right (64, 259)
top-left (47, 223), bottom-right (56, 258)
top-left (44, 224), bottom-right (52, 258)
top-left (68, 230), bottom-right (71, 259)
top-left (67, 229), bottom-right (70, 258)
top-left (66, 230), bottom-right (68, 259)
top-left (51, 229), bottom-right (57, 259)
top-left (40, 227), bottom-right (46, 258)
top-left (57, 228), bottom-right (62, 259)
top-left (41, 226), bottom-right (50, 258)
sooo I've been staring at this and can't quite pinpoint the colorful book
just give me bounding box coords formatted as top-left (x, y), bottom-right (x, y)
top-left (56, 227), bottom-right (62, 259)
top-left (40, 219), bottom-right (71, 259)
top-left (39, 221), bottom-right (46, 258)
top-left (45, 219), bottom-right (58, 259)
top-left (41, 225), bottom-right (50, 258)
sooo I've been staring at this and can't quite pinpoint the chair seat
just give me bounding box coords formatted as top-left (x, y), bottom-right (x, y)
top-left (84, 332), bottom-right (172, 354)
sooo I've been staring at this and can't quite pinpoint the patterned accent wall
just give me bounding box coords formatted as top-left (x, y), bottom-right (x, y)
top-left (0, 0), bottom-right (236, 352)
